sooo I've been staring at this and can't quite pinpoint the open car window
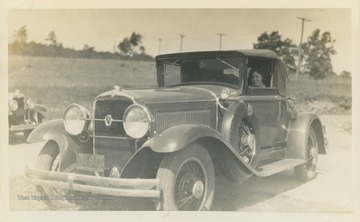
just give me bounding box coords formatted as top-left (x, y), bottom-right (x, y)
top-left (247, 58), bottom-right (275, 88)
top-left (158, 57), bottom-right (243, 88)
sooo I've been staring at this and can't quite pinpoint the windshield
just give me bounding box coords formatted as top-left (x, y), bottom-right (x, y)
top-left (157, 57), bottom-right (242, 88)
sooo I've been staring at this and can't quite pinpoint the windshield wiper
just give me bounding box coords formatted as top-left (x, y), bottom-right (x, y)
top-left (216, 57), bottom-right (237, 70)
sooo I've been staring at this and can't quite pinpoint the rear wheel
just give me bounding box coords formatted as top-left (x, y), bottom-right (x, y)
top-left (294, 127), bottom-right (318, 181)
top-left (156, 143), bottom-right (215, 211)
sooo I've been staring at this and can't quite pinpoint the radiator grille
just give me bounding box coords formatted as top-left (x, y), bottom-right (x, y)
top-left (94, 99), bottom-right (133, 137)
top-left (12, 97), bottom-right (26, 124)
top-left (94, 138), bottom-right (134, 170)
top-left (155, 110), bottom-right (211, 132)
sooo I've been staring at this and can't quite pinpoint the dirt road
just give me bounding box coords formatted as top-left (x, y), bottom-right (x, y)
top-left (8, 115), bottom-right (354, 213)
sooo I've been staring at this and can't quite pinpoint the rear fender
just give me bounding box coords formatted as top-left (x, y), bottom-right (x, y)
top-left (27, 119), bottom-right (92, 171)
top-left (286, 113), bottom-right (326, 160)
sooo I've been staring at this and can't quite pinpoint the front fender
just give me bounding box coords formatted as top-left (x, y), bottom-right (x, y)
top-left (141, 124), bottom-right (225, 153)
top-left (140, 123), bottom-right (267, 176)
top-left (27, 119), bottom-right (91, 171)
top-left (286, 112), bottom-right (326, 160)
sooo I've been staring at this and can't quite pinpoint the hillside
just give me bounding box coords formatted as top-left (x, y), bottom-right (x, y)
top-left (8, 56), bottom-right (352, 119)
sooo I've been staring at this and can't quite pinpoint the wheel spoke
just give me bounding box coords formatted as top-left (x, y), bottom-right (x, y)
top-left (176, 194), bottom-right (195, 209)
top-left (188, 162), bottom-right (199, 180)
top-left (174, 161), bottom-right (206, 210)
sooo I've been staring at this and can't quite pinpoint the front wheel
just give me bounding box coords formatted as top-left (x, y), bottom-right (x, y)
top-left (294, 127), bottom-right (318, 181)
top-left (34, 142), bottom-right (77, 209)
top-left (156, 143), bottom-right (215, 211)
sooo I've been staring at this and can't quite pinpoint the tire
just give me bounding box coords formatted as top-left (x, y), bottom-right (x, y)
top-left (34, 142), bottom-right (76, 209)
top-left (223, 120), bottom-right (254, 183)
top-left (294, 127), bottom-right (318, 181)
top-left (223, 152), bottom-right (252, 184)
top-left (156, 143), bottom-right (215, 211)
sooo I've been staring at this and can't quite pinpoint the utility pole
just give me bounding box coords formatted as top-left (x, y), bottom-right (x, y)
top-left (296, 17), bottom-right (311, 79)
top-left (179, 34), bottom-right (185, 52)
top-left (158, 38), bottom-right (162, 54)
top-left (216, 33), bottom-right (226, 50)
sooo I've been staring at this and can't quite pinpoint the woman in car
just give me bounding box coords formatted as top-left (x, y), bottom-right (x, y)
top-left (249, 68), bottom-right (266, 87)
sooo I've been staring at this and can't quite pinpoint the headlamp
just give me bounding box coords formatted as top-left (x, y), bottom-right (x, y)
top-left (63, 104), bottom-right (90, 135)
top-left (123, 105), bottom-right (151, 139)
top-left (9, 99), bottom-right (19, 111)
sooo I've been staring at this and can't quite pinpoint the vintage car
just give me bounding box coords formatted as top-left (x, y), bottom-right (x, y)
top-left (25, 49), bottom-right (327, 211)
top-left (9, 90), bottom-right (46, 138)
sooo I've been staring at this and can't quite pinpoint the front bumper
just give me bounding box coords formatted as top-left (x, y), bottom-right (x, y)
top-left (25, 168), bottom-right (160, 198)
top-left (9, 123), bottom-right (38, 132)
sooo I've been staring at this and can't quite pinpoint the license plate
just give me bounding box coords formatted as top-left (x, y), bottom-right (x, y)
top-left (76, 153), bottom-right (105, 172)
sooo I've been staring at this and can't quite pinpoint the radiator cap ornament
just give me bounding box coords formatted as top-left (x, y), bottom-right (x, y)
top-left (113, 85), bottom-right (122, 92)
top-left (111, 85), bottom-right (122, 97)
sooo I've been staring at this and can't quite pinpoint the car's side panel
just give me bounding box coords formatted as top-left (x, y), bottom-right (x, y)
top-left (242, 94), bottom-right (287, 149)
top-left (27, 119), bottom-right (92, 171)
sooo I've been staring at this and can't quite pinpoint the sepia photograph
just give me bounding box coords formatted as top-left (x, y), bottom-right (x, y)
top-left (1, 0), bottom-right (359, 221)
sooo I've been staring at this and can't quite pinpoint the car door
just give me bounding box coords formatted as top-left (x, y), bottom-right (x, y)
top-left (245, 58), bottom-right (287, 163)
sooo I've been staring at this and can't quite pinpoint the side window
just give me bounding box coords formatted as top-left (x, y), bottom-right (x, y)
top-left (247, 59), bottom-right (275, 88)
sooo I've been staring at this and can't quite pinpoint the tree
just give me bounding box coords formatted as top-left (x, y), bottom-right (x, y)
top-left (302, 29), bottom-right (336, 80)
top-left (82, 44), bottom-right (95, 58)
top-left (129, 32), bottom-right (142, 46)
top-left (340, 70), bottom-right (351, 78)
top-left (14, 25), bottom-right (27, 44)
top-left (139, 46), bottom-right (146, 55)
top-left (118, 32), bottom-right (144, 56)
top-left (118, 37), bottom-right (132, 55)
top-left (253, 31), bottom-right (297, 70)
top-left (10, 25), bottom-right (28, 54)
top-left (45, 31), bottom-right (60, 47)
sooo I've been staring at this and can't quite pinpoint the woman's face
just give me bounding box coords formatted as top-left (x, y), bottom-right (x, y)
top-left (251, 71), bottom-right (263, 87)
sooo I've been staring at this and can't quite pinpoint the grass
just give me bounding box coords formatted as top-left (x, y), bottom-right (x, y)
top-left (289, 74), bottom-right (351, 114)
top-left (9, 56), bottom-right (157, 119)
top-left (8, 55), bottom-right (352, 119)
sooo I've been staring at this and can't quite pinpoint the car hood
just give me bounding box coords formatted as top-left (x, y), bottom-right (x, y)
top-left (95, 85), bottom-right (235, 104)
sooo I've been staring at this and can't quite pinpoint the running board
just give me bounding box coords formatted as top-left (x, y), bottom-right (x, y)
top-left (254, 159), bottom-right (304, 177)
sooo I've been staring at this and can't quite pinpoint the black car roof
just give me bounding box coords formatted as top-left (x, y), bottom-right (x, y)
top-left (155, 49), bottom-right (279, 60)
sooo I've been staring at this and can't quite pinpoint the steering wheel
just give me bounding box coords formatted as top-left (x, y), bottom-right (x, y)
top-left (214, 74), bottom-right (239, 85)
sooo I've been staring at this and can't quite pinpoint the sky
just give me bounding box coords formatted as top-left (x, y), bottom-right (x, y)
top-left (8, 8), bottom-right (352, 74)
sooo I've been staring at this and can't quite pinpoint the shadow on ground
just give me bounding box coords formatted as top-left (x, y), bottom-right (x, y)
top-left (10, 170), bottom-right (306, 211)
top-left (212, 171), bottom-right (305, 211)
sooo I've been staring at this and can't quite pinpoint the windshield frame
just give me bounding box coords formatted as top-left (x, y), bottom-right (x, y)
top-left (156, 55), bottom-right (245, 91)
